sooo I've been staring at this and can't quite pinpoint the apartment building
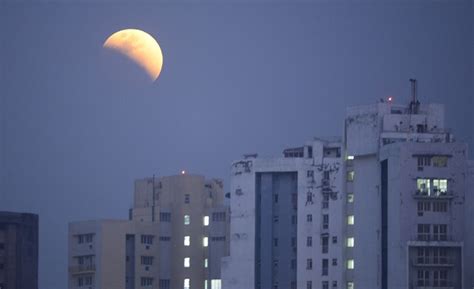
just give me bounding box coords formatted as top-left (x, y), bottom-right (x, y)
top-left (344, 88), bottom-right (472, 289)
top-left (0, 211), bottom-right (39, 289)
top-left (222, 138), bottom-right (345, 289)
top-left (131, 174), bottom-right (229, 289)
top-left (68, 173), bottom-right (229, 289)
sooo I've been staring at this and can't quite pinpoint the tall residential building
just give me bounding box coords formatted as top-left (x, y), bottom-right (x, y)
top-left (222, 139), bottom-right (345, 289)
top-left (69, 174), bottom-right (229, 289)
top-left (223, 87), bottom-right (473, 289)
top-left (131, 174), bottom-right (229, 289)
top-left (344, 98), bottom-right (471, 289)
top-left (0, 212), bottom-right (39, 289)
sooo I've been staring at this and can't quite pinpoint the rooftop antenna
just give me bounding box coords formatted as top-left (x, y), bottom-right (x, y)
top-left (409, 78), bottom-right (420, 114)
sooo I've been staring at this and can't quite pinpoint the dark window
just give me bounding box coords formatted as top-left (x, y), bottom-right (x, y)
top-left (322, 236), bottom-right (329, 253)
top-left (307, 236), bottom-right (312, 247)
top-left (184, 194), bottom-right (190, 204)
top-left (323, 171), bottom-right (330, 180)
top-left (159, 212), bottom-right (171, 222)
top-left (307, 214), bottom-right (312, 222)
top-left (141, 277), bottom-right (153, 286)
top-left (306, 258), bottom-right (313, 270)
top-left (323, 214), bottom-right (329, 229)
top-left (141, 235), bottom-right (154, 245)
top-left (211, 236), bottom-right (226, 242)
top-left (141, 256), bottom-right (153, 265)
top-left (212, 212), bottom-right (226, 222)
top-left (159, 279), bottom-right (170, 289)
top-left (322, 259), bottom-right (328, 276)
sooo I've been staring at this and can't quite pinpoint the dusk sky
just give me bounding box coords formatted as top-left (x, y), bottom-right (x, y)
top-left (0, 0), bottom-right (472, 288)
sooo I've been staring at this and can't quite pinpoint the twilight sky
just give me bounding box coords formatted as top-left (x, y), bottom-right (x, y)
top-left (0, 0), bottom-right (472, 288)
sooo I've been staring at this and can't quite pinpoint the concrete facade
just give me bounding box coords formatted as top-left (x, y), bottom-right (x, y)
top-left (131, 174), bottom-right (229, 289)
top-left (68, 174), bottom-right (229, 289)
top-left (222, 139), bottom-right (345, 289)
top-left (0, 212), bottom-right (39, 289)
top-left (68, 220), bottom-right (159, 289)
top-left (344, 101), bottom-right (472, 289)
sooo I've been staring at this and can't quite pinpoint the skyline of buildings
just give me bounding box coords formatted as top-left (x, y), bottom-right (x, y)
top-left (2, 97), bottom-right (473, 289)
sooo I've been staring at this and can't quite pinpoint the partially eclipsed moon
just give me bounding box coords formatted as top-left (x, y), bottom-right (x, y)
top-left (103, 29), bottom-right (163, 81)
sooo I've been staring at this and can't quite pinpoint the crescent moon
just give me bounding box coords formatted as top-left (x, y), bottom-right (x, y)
top-left (103, 29), bottom-right (163, 81)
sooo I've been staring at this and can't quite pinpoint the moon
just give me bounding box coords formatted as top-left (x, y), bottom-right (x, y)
top-left (103, 29), bottom-right (163, 81)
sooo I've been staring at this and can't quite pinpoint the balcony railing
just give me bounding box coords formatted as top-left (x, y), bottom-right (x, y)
top-left (414, 235), bottom-right (457, 242)
top-left (413, 190), bottom-right (454, 199)
top-left (69, 264), bottom-right (96, 274)
top-left (413, 281), bottom-right (454, 289)
top-left (413, 257), bottom-right (455, 267)
top-left (414, 286), bottom-right (454, 289)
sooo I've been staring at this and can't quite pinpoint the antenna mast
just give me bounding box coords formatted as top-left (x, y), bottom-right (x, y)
top-left (409, 79), bottom-right (420, 114)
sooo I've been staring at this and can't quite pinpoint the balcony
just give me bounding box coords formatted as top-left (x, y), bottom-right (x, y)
top-left (412, 257), bottom-right (455, 267)
top-left (414, 286), bottom-right (454, 289)
top-left (413, 190), bottom-right (454, 199)
top-left (415, 235), bottom-right (454, 242)
top-left (413, 281), bottom-right (454, 289)
top-left (69, 264), bottom-right (96, 275)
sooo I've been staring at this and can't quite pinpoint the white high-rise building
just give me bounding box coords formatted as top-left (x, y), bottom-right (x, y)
top-left (344, 97), bottom-right (472, 289)
top-left (222, 138), bottom-right (345, 289)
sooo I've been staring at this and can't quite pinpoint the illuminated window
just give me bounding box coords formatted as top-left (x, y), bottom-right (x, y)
top-left (205, 280), bottom-right (208, 289)
top-left (346, 237), bottom-right (354, 248)
top-left (433, 179), bottom-right (448, 195)
top-left (203, 237), bottom-right (208, 247)
top-left (184, 215), bottom-right (190, 225)
top-left (184, 278), bottom-right (190, 289)
top-left (184, 257), bottom-right (190, 268)
top-left (211, 279), bottom-right (221, 289)
top-left (347, 193), bottom-right (354, 203)
top-left (347, 171), bottom-right (355, 182)
top-left (203, 216), bottom-right (209, 226)
top-left (347, 215), bottom-right (354, 225)
top-left (347, 282), bottom-right (354, 289)
top-left (204, 258), bottom-right (208, 268)
top-left (417, 179), bottom-right (430, 195)
top-left (347, 259), bottom-right (354, 270)
top-left (347, 155), bottom-right (354, 160)
top-left (184, 236), bottom-right (190, 246)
